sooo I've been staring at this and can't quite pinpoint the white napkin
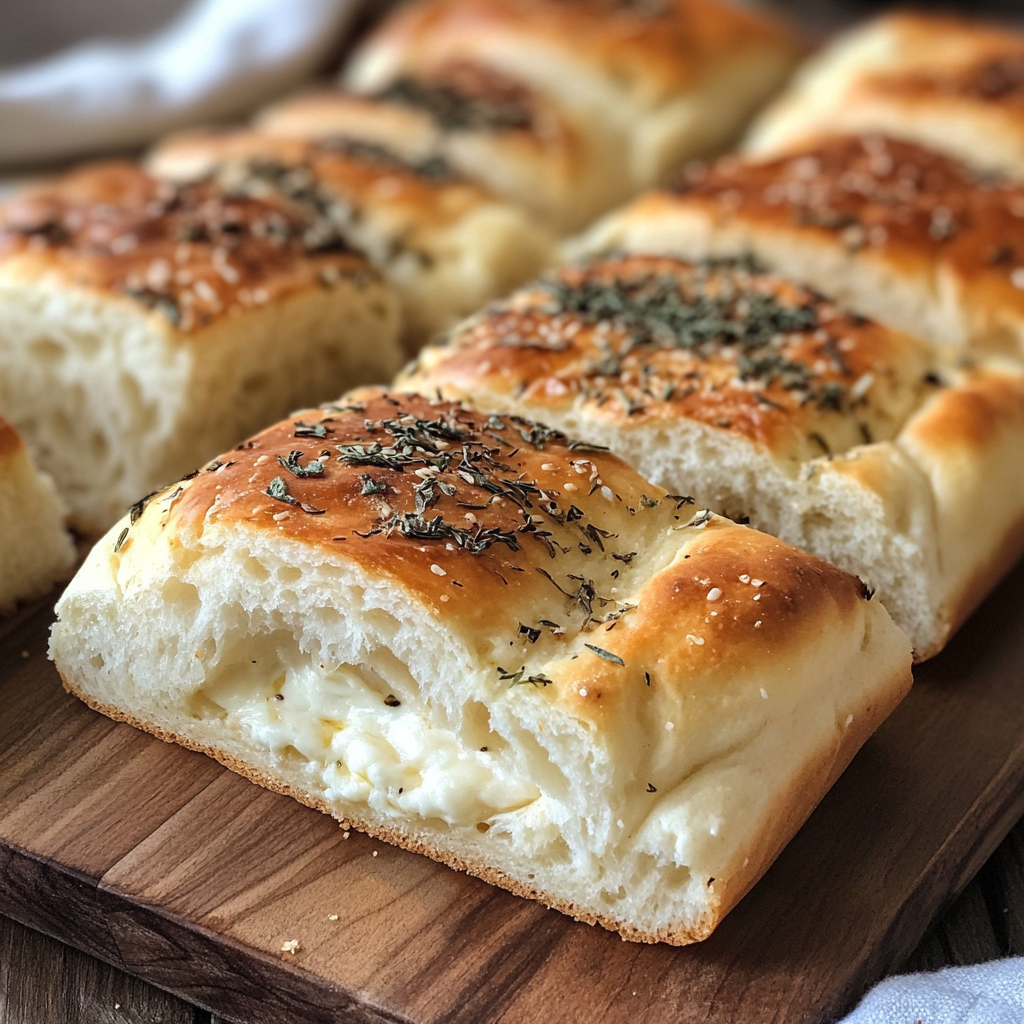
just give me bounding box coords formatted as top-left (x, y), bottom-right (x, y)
top-left (842, 958), bottom-right (1024, 1024)
top-left (0, 0), bottom-right (359, 167)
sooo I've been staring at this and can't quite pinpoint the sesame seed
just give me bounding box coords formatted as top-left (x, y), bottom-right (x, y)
top-left (707, 587), bottom-right (722, 601)
top-left (754, 620), bottom-right (762, 628)
top-left (753, 594), bottom-right (761, 601)
top-left (601, 486), bottom-right (614, 501)
top-left (564, 482), bottom-right (578, 492)
top-left (1013, 268), bottom-right (1024, 290)
top-left (430, 564), bottom-right (446, 576)
top-left (686, 634), bottom-right (705, 646)
top-left (845, 714), bottom-right (854, 727)
top-left (541, 463), bottom-right (556, 471)
top-left (760, 687), bottom-right (768, 699)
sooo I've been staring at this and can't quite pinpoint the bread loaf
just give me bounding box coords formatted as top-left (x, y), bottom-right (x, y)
top-left (345, 0), bottom-right (802, 195)
top-left (149, 130), bottom-right (555, 348)
top-left (402, 254), bottom-right (1024, 660)
top-left (745, 13), bottom-right (1024, 180)
top-left (50, 389), bottom-right (911, 945)
top-left (0, 161), bottom-right (401, 532)
top-left (571, 135), bottom-right (1024, 359)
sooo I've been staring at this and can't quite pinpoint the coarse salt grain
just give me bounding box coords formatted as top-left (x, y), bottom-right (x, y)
top-left (753, 594), bottom-right (761, 601)
top-left (665, 721), bottom-right (674, 731)
top-left (440, 594), bottom-right (450, 602)
top-left (579, 687), bottom-right (588, 697)
top-left (739, 574), bottom-right (750, 583)
top-left (754, 620), bottom-right (762, 628)
top-left (281, 939), bottom-right (300, 954)
top-left (372, 851), bottom-right (378, 857)
top-left (601, 485), bottom-right (614, 501)
top-left (430, 564), bottom-right (446, 576)
top-left (707, 587), bottom-right (722, 601)
top-left (751, 579), bottom-right (765, 587)
top-left (328, 914), bottom-right (339, 921)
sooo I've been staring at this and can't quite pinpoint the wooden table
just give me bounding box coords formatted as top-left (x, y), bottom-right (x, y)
top-left (3, 819), bottom-right (1024, 1024)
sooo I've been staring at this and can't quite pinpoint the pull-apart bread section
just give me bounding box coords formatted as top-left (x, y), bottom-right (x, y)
top-left (148, 131), bottom-right (555, 348)
top-left (344, 0), bottom-right (802, 197)
top-left (745, 13), bottom-right (1024, 180)
top-left (258, 62), bottom-right (619, 234)
top-left (403, 255), bottom-right (1024, 660)
top-left (574, 135), bottom-right (1024, 359)
top-left (0, 417), bottom-right (75, 612)
top-left (51, 390), bottom-right (911, 945)
top-left (0, 162), bottom-right (401, 533)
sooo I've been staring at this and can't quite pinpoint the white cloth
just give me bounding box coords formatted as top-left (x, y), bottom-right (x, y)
top-left (842, 958), bottom-right (1024, 1024)
top-left (0, 0), bottom-right (359, 167)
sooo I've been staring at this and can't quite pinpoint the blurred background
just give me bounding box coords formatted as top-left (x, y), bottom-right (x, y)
top-left (0, 0), bottom-right (1022, 171)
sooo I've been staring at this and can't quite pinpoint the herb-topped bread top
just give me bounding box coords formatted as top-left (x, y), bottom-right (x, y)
top-left (403, 254), bottom-right (937, 464)
top-left (110, 389), bottom-right (876, 699)
top-left (345, 0), bottom-right (800, 109)
top-left (148, 130), bottom-right (517, 232)
top-left (0, 161), bottom-right (376, 335)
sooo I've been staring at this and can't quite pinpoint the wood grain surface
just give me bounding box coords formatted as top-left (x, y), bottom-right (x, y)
top-left (3, 560), bottom-right (1024, 1024)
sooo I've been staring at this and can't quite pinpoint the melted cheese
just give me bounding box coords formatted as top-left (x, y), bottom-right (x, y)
top-left (201, 661), bottom-right (539, 827)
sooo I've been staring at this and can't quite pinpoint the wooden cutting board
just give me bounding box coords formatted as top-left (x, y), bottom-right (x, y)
top-left (3, 562), bottom-right (1024, 1024)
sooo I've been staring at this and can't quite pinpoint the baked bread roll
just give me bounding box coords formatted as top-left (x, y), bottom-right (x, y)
top-left (51, 389), bottom-right (911, 945)
top-left (402, 254), bottom-right (1024, 660)
top-left (745, 13), bottom-right (1024, 179)
top-left (257, 63), bottom-right (619, 234)
top-left (0, 416), bottom-right (75, 612)
top-left (148, 130), bottom-right (555, 349)
top-left (0, 161), bottom-right (401, 533)
top-left (344, 0), bottom-right (802, 194)
top-left (571, 135), bottom-right (1024, 359)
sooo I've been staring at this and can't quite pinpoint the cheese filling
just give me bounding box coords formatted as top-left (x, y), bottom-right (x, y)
top-left (199, 661), bottom-right (540, 828)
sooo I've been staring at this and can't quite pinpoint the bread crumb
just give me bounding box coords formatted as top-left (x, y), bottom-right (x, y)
top-left (280, 939), bottom-right (300, 954)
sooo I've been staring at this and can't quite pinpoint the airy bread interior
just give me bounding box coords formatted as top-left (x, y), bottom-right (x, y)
top-left (0, 421), bottom-right (75, 612)
top-left (0, 276), bottom-right (400, 532)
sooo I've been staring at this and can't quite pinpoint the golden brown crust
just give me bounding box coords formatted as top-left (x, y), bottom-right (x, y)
top-left (114, 389), bottom-right (876, 722)
top-left (0, 161), bottom-right (376, 335)
top-left (354, 0), bottom-right (799, 103)
top-left (855, 14), bottom-right (1024, 113)
top-left (405, 254), bottom-right (934, 461)
top-left (667, 135), bottom-right (1024, 319)
top-left (0, 416), bottom-right (23, 460)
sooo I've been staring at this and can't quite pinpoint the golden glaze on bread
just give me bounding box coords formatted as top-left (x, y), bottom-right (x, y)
top-left (575, 135), bottom-right (1024, 355)
top-left (53, 388), bottom-right (911, 944)
top-left (348, 0), bottom-right (798, 104)
top-left (0, 161), bottom-right (372, 334)
top-left (403, 254), bottom-right (1024, 659)
top-left (746, 13), bottom-right (1024, 178)
top-left (405, 254), bottom-right (934, 464)
top-left (346, 0), bottom-right (801, 191)
top-left (148, 130), bottom-right (555, 347)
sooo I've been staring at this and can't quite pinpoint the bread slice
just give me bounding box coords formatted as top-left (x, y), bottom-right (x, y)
top-left (0, 416), bottom-right (75, 612)
top-left (257, 63), bottom-right (623, 235)
top-left (401, 254), bottom-right (1024, 660)
top-left (0, 161), bottom-right (402, 534)
top-left (344, 0), bottom-right (802, 194)
top-left (745, 12), bottom-right (1024, 179)
top-left (51, 388), bottom-right (911, 945)
top-left (571, 134), bottom-right (1024, 359)
top-left (147, 130), bottom-right (555, 349)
